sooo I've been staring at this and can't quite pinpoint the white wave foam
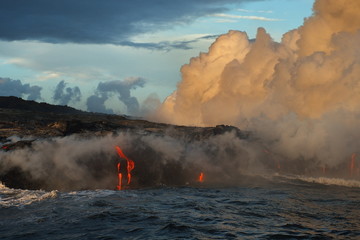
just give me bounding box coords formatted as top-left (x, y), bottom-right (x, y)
top-left (66, 189), bottom-right (138, 200)
top-left (296, 176), bottom-right (360, 188)
top-left (0, 182), bottom-right (58, 208)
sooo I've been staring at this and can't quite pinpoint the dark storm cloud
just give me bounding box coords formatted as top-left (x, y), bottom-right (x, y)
top-left (0, 0), bottom-right (257, 48)
top-left (120, 34), bottom-right (221, 50)
top-left (86, 77), bottom-right (145, 115)
top-left (53, 80), bottom-right (81, 105)
top-left (199, 34), bottom-right (221, 40)
top-left (0, 77), bottom-right (42, 100)
top-left (119, 40), bottom-right (195, 51)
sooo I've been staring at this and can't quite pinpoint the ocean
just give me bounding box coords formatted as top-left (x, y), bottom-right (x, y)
top-left (1, 175), bottom-right (360, 239)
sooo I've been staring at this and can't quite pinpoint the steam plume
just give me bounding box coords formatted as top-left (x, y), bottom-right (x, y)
top-left (156, 0), bottom-right (360, 167)
top-left (140, 93), bottom-right (162, 118)
top-left (0, 131), bottom-right (253, 190)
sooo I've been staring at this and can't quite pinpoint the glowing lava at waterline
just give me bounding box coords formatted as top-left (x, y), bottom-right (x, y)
top-left (115, 146), bottom-right (135, 190)
top-left (198, 172), bottom-right (204, 183)
top-left (116, 163), bottom-right (122, 190)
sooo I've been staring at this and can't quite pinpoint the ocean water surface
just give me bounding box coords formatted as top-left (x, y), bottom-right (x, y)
top-left (1, 175), bottom-right (360, 239)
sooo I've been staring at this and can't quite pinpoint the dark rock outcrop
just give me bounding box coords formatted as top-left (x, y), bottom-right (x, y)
top-left (0, 96), bottom-right (85, 114)
top-left (0, 96), bottom-right (249, 141)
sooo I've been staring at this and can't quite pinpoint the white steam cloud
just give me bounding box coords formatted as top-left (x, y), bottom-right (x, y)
top-left (155, 0), bottom-right (360, 168)
top-left (0, 131), bottom-right (254, 190)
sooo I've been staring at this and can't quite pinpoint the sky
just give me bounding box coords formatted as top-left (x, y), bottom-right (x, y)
top-left (0, 0), bottom-right (314, 116)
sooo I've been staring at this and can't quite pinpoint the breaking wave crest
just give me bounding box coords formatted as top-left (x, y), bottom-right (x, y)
top-left (296, 176), bottom-right (360, 188)
top-left (275, 175), bottom-right (360, 188)
top-left (0, 182), bottom-right (58, 208)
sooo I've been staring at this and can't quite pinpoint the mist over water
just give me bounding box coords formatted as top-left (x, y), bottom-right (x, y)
top-left (0, 131), bottom-right (256, 191)
top-left (155, 0), bottom-right (360, 170)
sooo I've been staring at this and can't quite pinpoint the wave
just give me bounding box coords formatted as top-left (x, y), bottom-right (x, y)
top-left (0, 182), bottom-right (58, 208)
top-left (296, 176), bottom-right (360, 188)
top-left (274, 175), bottom-right (360, 188)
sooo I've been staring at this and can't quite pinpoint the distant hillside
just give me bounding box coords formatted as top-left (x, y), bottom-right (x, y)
top-left (0, 96), bottom-right (85, 114)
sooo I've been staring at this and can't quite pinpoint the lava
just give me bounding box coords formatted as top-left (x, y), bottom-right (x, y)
top-left (198, 172), bottom-right (204, 183)
top-left (116, 163), bottom-right (122, 190)
top-left (126, 158), bottom-right (135, 185)
top-left (115, 146), bottom-right (135, 190)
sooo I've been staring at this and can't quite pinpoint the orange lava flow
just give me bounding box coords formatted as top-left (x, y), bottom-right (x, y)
top-left (115, 146), bottom-right (135, 190)
top-left (116, 163), bottom-right (122, 190)
top-left (127, 159), bottom-right (135, 185)
top-left (198, 172), bottom-right (204, 182)
top-left (350, 153), bottom-right (356, 177)
top-left (117, 173), bottom-right (122, 190)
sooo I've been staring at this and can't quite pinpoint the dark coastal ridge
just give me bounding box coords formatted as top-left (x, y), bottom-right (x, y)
top-left (0, 96), bottom-right (248, 141)
top-left (0, 96), bottom-right (249, 190)
top-left (0, 96), bottom-right (85, 115)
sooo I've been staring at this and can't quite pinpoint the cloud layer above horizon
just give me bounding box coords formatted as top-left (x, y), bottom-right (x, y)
top-left (0, 0), bottom-right (260, 49)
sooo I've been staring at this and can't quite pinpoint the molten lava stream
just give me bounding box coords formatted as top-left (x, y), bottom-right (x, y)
top-left (127, 159), bottom-right (135, 185)
top-left (116, 163), bottom-right (122, 190)
top-left (198, 172), bottom-right (204, 183)
top-left (115, 146), bottom-right (135, 190)
top-left (117, 173), bottom-right (122, 190)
